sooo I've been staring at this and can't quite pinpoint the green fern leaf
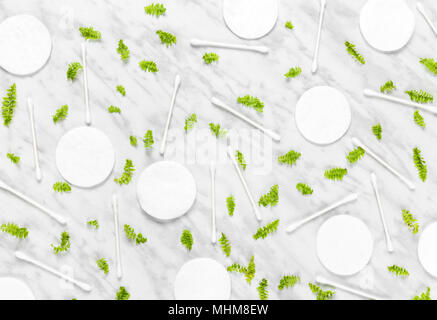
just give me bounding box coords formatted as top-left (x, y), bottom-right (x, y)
top-left (51, 231), bottom-right (71, 254)
top-left (181, 229), bottom-right (193, 251)
top-left (143, 130), bottom-right (154, 149)
top-left (372, 123), bottom-right (382, 140)
top-left (309, 283), bottom-right (335, 300)
top-left (345, 41), bottom-right (365, 64)
top-left (258, 185), bottom-right (279, 207)
top-left (53, 105), bottom-right (68, 123)
top-left (405, 90), bottom-right (433, 104)
top-left (296, 183), bottom-right (313, 195)
top-left (235, 150), bottom-right (247, 170)
top-left (130, 135), bottom-right (137, 147)
top-left (139, 60), bottom-right (158, 73)
top-left (203, 53), bottom-right (219, 64)
top-left (116, 85), bottom-right (126, 96)
top-left (116, 286), bottom-right (130, 300)
top-left (209, 123), bottom-right (227, 138)
top-left (1, 223), bottom-right (28, 239)
top-left (97, 258), bottom-right (109, 274)
top-left (253, 220), bottom-right (279, 240)
top-left (413, 287), bottom-right (431, 300)
top-left (145, 3), bottom-right (166, 17)
top-left (237, 95), bottom-right (264, 113)
top-left (257, 279), bottom-right (269, 300)
top-left (108, 105), bottom-right (121, 114)
top-left (285, 21), bottom-right (294, 30)
top-left (7, 153), bottom-right (20, 164)
top-left (388, 265), bottom-right (409, 277)
top-left (324, 168), bottom-right (348, 181)
top-left (2, 83), bottom-right (17, 126)
top-left (226, 195), bottom-right (235, 216)
top-left (346, 147), bottom-right (365, 164)
top-left (278, 275), bottom-right (300, 290)
top-left (66, 62), bottom-right (82, 81)
top-left (380, 81), bottom-right (396, 93)
top-left (114, 159), bottom-right (135, 185)
top-left (87, 219), bottom-right (99, 229)
top-left (402, 209), bottom-right (419, 234)
top-left (278, 150), bottom-right (301, 166)
top-left (414, 110), bottom-right (426, 128)
top-left (156, 30), bottom-right (176, 47)
top-left (184, 113), bottom-right (197, 132)
top-left (413, 147), bottom-right (427, 182)
top-left (284, 66), bottom-right (301, 78)
top-left (420, 58), bottom-right (437, 75)
top-left (117, 40), bottom-right (129, 62)
top-left (79, 27), bottom-right (101, 40)
top-left (53, 182), bottom-right (71, 193)
top-left (219, 233), bottom-right (231, 257)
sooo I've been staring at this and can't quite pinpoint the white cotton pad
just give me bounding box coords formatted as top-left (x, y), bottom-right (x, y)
top-left (137, 161), bottom-right (196, 221)
top-left (0, 277), bottom-right (35, 300)
top-left (223, 0), bottom-right (278, 40)
top-left (317, 215), bottom-right (373, 276)
top-left (56, 127), bottom-right (115, 188)
top-left (295, 86), bottom-right (351, 145)
top-left (0, 15), bottom-right (52, 75)
top-left (418, 222), bottom-right (437, 277)
top-left (360, 0), bottom-right (415, 52)
top-left (174, 258), bottom-right (231, 300)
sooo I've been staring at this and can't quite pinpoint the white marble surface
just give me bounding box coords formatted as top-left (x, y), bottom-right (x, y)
top-left (0, 0), bottom-right (437, 300)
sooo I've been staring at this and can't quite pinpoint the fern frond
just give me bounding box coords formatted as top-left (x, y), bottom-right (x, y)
top-left (420, 58), bottom-right (437, 75)
top-left (2, 83), bottom-right (17, 126)
top-left (143, 130), bottom-right (154, 149)
top-left (285, 21), bottom-right (294, 30)
top-left (402, 209), bottom-right (419, 234)
top-left (413, 287), bottom-right (431, 300)
top-left (278, 275), bottom-right (300, 290)
top-left (51, 231), bottom-right (71, 254)
top-left (227, 263), bottom-right (247, 274)
top-left (116, 286), bottom-right (130, 300)
top-left (237, 95), bottom-right (264, 113)
top-left (53, 182), bottom-right (72, 193)
top-left (413, 147), bottom-right (427, 182)
top-left (114, 159), bottom-right (135, 185)
top-left (135, 233), bottom-right (147, 245)
top-left (116, 40), bottom-right (129, 62)
top-left (245, 256), bottom-right (256, 284)
top-left (372, 123), bottom-right (382, 140)
top-left (181, 229), bottom-right (193, 251)
top-left (184, 113), bottom-right (197, 132)
top-left (53, 105), bottom-right (68, 123)
top-left (156, 30), bottom-right (176, 47)
top-left (296, 183), bottom-right (313, 195)
top-left (97, 258), bottom-right (109, 274)
top-left (66, 62), bottom-right (82, 81)
top-left (226, 195), bottom-right (235, 216)
top-left (309, 283), bottom-right (335, 300)
top-left (209, 123), bottom-right (227, 138)
top-left (284, 67), bottom-right (301, 78)
top-left (235, 150), bottom-right (247, 170)
top-left (388, 265), bottom-right (409, 277)
top-left (79, 27), bottom-right (101, 40)
top-left (130, 135), bottom-right (137, 147)
top-left (145, 3), bottom-right (166, 17)
top-left (203, 53), bottom-right (219, 64)
top-left (380, 81), bottom-right (396, 94)
top-left (324, 168), bottom-right (347, 181)
top-left (139, 60), bottom-right (158, 73)
top-left (87, 219), bottom-right (99, 229)
top-left (346, 146), bottom-right (365, 164)
top-left (1, 223), bottom-right (28, 239)
top-left (414, 110), bottom-right (426, 128)
top-left (219, 233), bottom-right (231, 257)
top-left (124, 224), bottom-right (136, 240)
top-left (405, 90), bottom-right (434, 104)
top-left (7, 153), bottom-right (20, 164)
top-left (258, 185), bottom-right (279, 207)
top-left (108, 105), bottom-right (121, 114)
top-left (253, 220), bottom-right (279, 240)
top-left (278, 150), bottom-right (301, 166)
top-left (257, 279), bottom-right (269, 300)
top-left (116, 85), bottom-right (126, 96)
top-left (345, 41), bottom-right (365, 64)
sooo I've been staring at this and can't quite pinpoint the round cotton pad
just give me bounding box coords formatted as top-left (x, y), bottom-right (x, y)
top-left (56, 127), bottom-right (115, 188)
top-left (223, 0), bottom-right (278, 40)
top-left (360, 0), bottom-right (415, 52)
top-left (0, 15), bottom-right (52, 75)
top-left (0, 277), bottom-right (35, 300)
top-left (295, 86), bottom-right (351, 145)
top-left (317, 215), bottom-right (373, 276)
top-left (137, 161), bottom-right (196, 221)
top-left (174, 258), bottom-right (231, 300)
top-left (418, 222), bottom-right (437, 277)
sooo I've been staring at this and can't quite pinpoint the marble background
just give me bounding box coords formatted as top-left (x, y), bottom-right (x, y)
top-left (0, 0), bottom-right (436, 300)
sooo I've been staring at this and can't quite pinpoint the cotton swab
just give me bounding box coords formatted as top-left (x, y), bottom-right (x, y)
top-left (363, 89), bottom-right (437, 115)
top-left (316, 275), bottom-right (382, 300)
top-left (81, 41), bottom-right (91, 125)
top-left (417, 3), bottom-right (437, 37)
top-left (190, 39), bottom-right (269, 54)
top-left (312, 0), bottom-right (327, 73)
top-left (160, 74), bottom-right (181, 156)
top-left (15, 251), bottom-right (91, 292)
top-left (370, 173), bottom-right (394, 253)
top-left (286, 193), bottom-right (358, 233)
top-left (112, 194), bottom-right (122, 279)
top-left (351, 137), bottom-right (415, 190)
top-left (211, 97), bottom-right (281, 141)
top-left (0, 178), bottom-right (66, 225)
top-left (227, 141), bottom-right (261, 222)
top-left (27, 98), bottom-right (42, 182)
top-left (210, 162), bottom-right (217, 244)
